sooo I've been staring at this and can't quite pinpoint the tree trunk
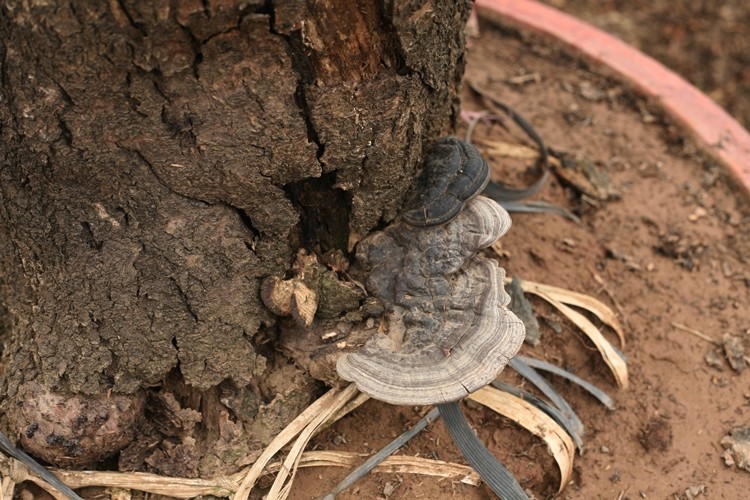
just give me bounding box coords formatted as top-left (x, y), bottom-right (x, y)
top-left (0, 0), bottom-right (470, 473)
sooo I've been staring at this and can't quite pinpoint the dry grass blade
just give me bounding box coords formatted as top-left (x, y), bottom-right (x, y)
top-left (0, 457), bottom-right (71, 500)
top-left (468, 385), bottom-right (575, 493)
top-left (41, 470), bottom-right (237, 499)
top-left (518, 278), bottom-right (626, 346)
top-left (49, 451), bottom-right (478, 498)
top-left (0, 470), bottom-right (15, 500)
top-left (507, 277), bottom-right (628, 386)
top-left (265, 451), bottom-right (480, 486)
top-left (507, 359), bottom-right (584, 444)
top-left (234, 384), bottom-right (358, 499)
top-left (266, 384), bottom-right (359, 500)
top-left (528, 288), bottom-right (629, 388)
top-left (317, 392), bottom-right (371, 435)
top-left (371, 456), bottom-right (479, 485)
top-left (480, 140), bottom-right (546, 161)
top-left (491, 378), bottom-right (584, 451)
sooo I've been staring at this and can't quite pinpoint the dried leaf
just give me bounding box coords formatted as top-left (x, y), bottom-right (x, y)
top-left (234, 384), bottom-right (358, 499)
top-left (1, 473), bottom-right (15, 500)
top-left (491, 378), bottom-right (584, 451)
top-left (260, 276), bottom-right (295, 316)
top-left (468, 385), bottom-right (575, 493)
top-left (517, 278), bottom-right (625, 347)
top-left (480, 140), bottom-right (541, 160)
top-left (526, 288), bottom-right (628, 388)
top-left (290, 282), bottom-right (318, 328)
top-left (265, 385), bottom-right (358, 500)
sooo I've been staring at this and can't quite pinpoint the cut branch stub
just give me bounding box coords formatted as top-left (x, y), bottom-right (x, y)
top-left (337, 196), bottom-right (524, 405)
top-left (403, 137), bottom-right (491, 226)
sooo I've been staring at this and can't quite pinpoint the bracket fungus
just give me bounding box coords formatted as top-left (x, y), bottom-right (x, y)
top-left (337, 138), bottom-right (525, 406)
top-left (402, 136), bottom-right (491, 227)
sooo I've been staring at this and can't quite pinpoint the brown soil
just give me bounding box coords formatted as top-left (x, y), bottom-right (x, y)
top-left (542, 0), bottom-right (750, 131)
top-left (289, 18), bottom-right (750, 500)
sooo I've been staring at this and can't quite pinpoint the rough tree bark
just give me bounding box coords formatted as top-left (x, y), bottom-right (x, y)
top-left (0, 0), bottom-right (471, 474)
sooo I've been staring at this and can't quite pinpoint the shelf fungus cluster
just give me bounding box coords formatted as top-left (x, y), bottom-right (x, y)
top-left (337, 138), bottom-right (525, 405)
top-left (269, 138), bottom-right (524, 405)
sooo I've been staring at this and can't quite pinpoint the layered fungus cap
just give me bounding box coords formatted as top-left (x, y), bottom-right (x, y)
top-left (402, 137), bottom-right (491, 227)
top-left (337, 187), bottom-right (525, 405)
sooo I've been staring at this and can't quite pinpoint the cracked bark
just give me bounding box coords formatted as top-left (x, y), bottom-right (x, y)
top-left (0, 0), bottom-right (471, 471)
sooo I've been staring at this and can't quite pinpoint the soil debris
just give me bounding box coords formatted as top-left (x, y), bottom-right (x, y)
top-left (507, 71), bottom-right (541, 87)
top-left (261, 250), bottom-right (365, 327)
top-left (144, 437), bottom-right (200, 477)
top-left (604, 246), bottom-right (641, 271)
top-left (552, 152), bottom-right (619, 201)
top-left (722, 334), bottom-right (747, 372)
top-left (638, 416), bottom-right (673, 452)
top-left (678, 484), bottom-right (707, 500)
top-left (720, 427), bottom-right (750, 473)
top-left (655, 230), bottom-right (707, 270)
top-left (577, 81), bottom-right (606, 102)
top-left (382, 480), bottom-right (400, 497)
top-left (703, 350), bottom-right (724, 370)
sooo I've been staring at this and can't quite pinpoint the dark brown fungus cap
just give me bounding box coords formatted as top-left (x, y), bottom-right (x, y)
top-left (402, 137), bottom-right (491, 227)
top-left (337, 196), bottom-right (525, 405)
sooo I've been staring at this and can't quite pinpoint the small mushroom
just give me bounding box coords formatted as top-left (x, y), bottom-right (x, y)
top-left (402, 137), bottom-right (491, 227)
top-left (337, 195), bottom-right (524, 405)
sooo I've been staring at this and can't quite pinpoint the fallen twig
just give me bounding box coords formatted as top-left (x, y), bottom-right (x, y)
top-left (671, 322), bottom-right (750, 365)
top-left (671, 322), bottom-right (716, 344)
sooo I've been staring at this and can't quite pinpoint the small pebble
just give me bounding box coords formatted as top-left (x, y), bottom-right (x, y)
top-left (688, 207), bottom-right (708, 222)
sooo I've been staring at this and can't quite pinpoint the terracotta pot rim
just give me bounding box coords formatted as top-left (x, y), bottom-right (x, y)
top-left (476, 0), bottom-right (750, 196)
